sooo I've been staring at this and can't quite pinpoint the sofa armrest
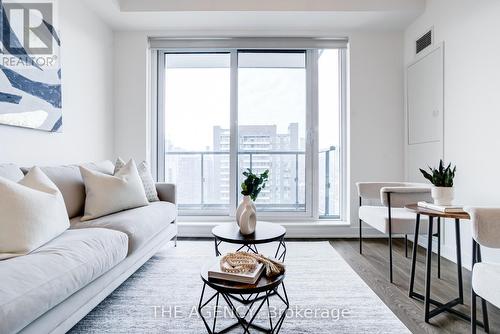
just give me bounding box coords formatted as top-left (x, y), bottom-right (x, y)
top-left (156, 183), bottom-right (176, 205)
top-left (464, 207), bottom-right (500, 249)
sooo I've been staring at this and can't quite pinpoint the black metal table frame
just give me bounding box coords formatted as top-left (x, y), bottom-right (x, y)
top-left (198, 281), bottom-right (289, 334)
top-left (214, 237), bottom-right (287, 262)
top-left (408, 214), bottom-right (486, 327)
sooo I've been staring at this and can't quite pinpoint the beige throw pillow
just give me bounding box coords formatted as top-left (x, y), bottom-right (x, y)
top-left (114, 157), bottom-right (159, 202)
top-left (0, 167), bottom-right (70, 260)
top-left (80, 159), bottom-right (149, 221)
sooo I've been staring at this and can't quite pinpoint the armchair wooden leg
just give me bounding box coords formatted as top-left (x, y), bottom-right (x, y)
top-left (477, 244), bottom-right (490, 333)
top-left (387, 192), bottom-right (393, 283)
top-left (471, 289), bottom-right (477, 334)
top-left (405, 234), bottom-right (409, 258)
top-left (359, 218), bottom-right (363, 254)
top-left (482, 298), bottom-right (490, 333)
top-left (359, 196), bottom-right (363, 255)
top-left (389, 231), bottom-right (393, 283)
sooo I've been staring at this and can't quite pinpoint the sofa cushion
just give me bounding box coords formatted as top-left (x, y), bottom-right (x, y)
top-left (115, 157), bottom-right (160, 202)
top-left (0, 163), bottom-right (24, 182)
top-left (79, 160), bottom-right (149, 221)
top-left (0, 167), bottom-right (69, 260)
top-left (70, 201), bottom-right (176, 254)
top-left (359, 206), bottom-right (435, 234)
top-left (0, 228), bottom-right (128, 334)
top-left (21, 161), bottom-right (114, 219)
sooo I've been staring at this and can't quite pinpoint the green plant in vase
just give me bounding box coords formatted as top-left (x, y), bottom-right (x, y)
top-left (419, 159), bottom-right (456, 205)
top-left (240, 168), bottom-right (269, 201)
top-left (237, 169), bottom-right (269, 235)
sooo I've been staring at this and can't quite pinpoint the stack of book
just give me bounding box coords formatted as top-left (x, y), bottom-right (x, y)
top-left (417, 201), bottom-right (464, 213)
top-left (208, 261), bottom-right (264, 284)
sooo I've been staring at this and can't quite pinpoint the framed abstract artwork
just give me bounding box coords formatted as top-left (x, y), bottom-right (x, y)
top-left (0, 0), bottom-right (62, 132)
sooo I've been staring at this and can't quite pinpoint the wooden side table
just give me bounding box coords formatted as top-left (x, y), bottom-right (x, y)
top-left (405, 204), bottom-right (487, 327)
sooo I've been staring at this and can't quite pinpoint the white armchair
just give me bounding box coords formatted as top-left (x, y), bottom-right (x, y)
top-left (357, 182), bottom-right (434, 283)
top-left (465, 207), bottom-right (500, 334)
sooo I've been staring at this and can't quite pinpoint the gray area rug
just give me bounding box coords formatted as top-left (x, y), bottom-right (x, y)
top-left (70, 241), bottom-right (409, 333)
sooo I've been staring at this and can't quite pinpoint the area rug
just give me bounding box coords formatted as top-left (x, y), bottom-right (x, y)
top-left (69, 241), bottom-right (409, 333)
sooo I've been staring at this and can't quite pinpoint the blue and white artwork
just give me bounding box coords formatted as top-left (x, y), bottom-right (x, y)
top-left (0, 0), bottom-right (62, 132)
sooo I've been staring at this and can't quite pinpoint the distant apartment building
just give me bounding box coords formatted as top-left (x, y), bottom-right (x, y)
top-left (212, 123), bottom-right (304, 209)
top-left (166, 123), bottom-right (338, 216)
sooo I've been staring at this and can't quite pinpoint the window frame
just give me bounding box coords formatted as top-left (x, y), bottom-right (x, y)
top-left (154, 43), bottom-right (347, 221)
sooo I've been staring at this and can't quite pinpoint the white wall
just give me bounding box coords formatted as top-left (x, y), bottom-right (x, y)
top-left (349, 32), bottom-right (405, 225)
top-left (0, 0), bottom-right (114, 166)
top-left (404, 0), bottom-right (500, 266)
top-left (114, 32), bottom-right (150, 162)
top-left (113, 30), bottom-right (405, 227)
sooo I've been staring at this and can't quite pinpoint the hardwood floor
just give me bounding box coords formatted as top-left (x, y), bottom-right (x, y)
top-left (330, 238), bottom-right (499, 334)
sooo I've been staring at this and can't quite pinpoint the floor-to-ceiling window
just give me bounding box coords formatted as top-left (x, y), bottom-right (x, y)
top-left (155, 39), bottom-right (346, 220)
top-left (237, 51), bottom-right (307, 213)
top-left (163, 53), bottom-right (231, 215)
top-left (318, 49), bottom-right (342, 218)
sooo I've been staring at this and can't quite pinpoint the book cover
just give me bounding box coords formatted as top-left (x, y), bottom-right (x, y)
top-left (208, 262), bottom-right (265, 284)
top-left (417, 201), bottom-right (464, 213)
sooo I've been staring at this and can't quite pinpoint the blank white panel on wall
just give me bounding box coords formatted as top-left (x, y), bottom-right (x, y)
top-left (406, 45), bottom-right (444, 182)
top-left (407, 142), bottom-right (443, 182)
top-left (407, 47), bottom-right (443, 145)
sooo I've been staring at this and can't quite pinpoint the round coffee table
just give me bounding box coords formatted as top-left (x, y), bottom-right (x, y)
top-left (212, 221), bottom-right (286, 261)
top-left (198, 260), bottom-right (289, 334)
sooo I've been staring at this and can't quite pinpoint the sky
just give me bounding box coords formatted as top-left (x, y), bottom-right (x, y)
top-left (164, 50), bottom-right (340, 152)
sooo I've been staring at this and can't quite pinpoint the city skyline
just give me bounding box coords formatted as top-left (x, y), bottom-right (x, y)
top-left (162, 50), bottom-right (340, 216)
top-left (165, 122), bottom-right (340, 217)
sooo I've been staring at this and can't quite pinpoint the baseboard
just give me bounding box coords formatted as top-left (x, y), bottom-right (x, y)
top-left (179, 221), bottom-right (391, 239)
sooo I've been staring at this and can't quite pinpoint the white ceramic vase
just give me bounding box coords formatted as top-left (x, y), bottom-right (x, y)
top-left (237, 196), bottom-right (257, 235)
top-left (236, 195), bottom-right (256, 226)
top-left (431, 186), bottom-right (454, 206)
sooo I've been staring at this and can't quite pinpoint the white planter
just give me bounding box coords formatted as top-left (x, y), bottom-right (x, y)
top-left (431, 186), bottom-right (454, 206)
top-left (238, 196), bottom-right (257, 235)
top-left (236, 196), bottom-right (256, 226)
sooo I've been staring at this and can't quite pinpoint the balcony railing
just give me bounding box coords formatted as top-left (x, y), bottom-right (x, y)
top-left (165, 147), bottom-right (338, 217)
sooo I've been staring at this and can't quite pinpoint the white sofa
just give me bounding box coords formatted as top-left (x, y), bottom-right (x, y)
top-left (0, 162), bottom-right (177, 334)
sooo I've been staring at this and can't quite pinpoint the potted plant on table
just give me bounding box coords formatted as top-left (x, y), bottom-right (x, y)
top-left (236, 168), bottom-right (269, 235)
top-left (419, 160), bottom-right (457, 206)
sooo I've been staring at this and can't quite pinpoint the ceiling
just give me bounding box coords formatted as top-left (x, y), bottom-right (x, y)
top-left (83, 0), bottom-right (426, 32)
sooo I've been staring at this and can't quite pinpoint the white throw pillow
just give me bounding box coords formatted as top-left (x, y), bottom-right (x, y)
top-left (0, 167), bottom-right (70, 260)
top-left (114, 157), bottom-right (159, 202)
top-left (80, 159), bottom-right (149, 221)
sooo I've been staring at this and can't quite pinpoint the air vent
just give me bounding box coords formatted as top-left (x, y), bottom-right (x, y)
top-left (416, 30), bottom-right (432, 54)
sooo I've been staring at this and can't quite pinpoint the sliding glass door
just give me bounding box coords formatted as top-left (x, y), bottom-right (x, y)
top-left (163, 53), bottom-right (231, 213)
top-left (158, 47), bottom-right (344, 219)
top-left (238, 51), bottom-right (307, 212)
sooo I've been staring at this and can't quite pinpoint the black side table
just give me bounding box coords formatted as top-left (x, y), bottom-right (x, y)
top-left (198, 261), bottom-right (289, 334)
top-left (212, 221), bottom-right (286, 261)
top-left (405, 204), bottom-right (487, 328)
